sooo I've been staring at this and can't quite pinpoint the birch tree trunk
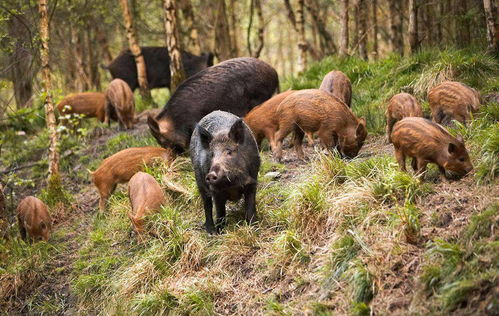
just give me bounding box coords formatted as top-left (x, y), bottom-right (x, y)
top-left (163, 0), bottom-right (186, 92)
top-left (297, 0), bottom-right (308, 72)
top-left (119, 0), bottom-right (152, 101)
top-left (408, 0), bottom-right (419, 53)
top-left (39, 0), bottom-right (60, 185)
top-left (484, 0), bottom-right (499, 54)
top-left (339, 0), bottom-right (349, 57)
top-left (179, 0), bottom-right (201, 55)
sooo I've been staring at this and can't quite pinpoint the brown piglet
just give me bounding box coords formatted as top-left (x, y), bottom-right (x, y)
top-left (127, 172), bottom-right (166, 234)
top-left (244, 90), bottom-right (296, 148)
top-left (386, 93), bottom-right (423, 142)
top-left (319, 70), bottom-right (352, 107)
top-left (391, 117), bottom-right (473, 179)
top-left (273, 89), bottom-right (367, 160)
top-left (17, 196), bottom-right (52, 241)
top-left (105, 78), bottom-right (135, 129)
top-left (428, 81), bottom-right (481, 125)
top-left (57, 92), bottom-right (107, 123)
top-left (90, 147), bottom-right (174, 211)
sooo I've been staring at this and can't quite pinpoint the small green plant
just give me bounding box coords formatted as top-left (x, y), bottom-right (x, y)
top-left (394, 203), bottom-right (422, 244)
top-left (40, 173), bottom-right (72, 208)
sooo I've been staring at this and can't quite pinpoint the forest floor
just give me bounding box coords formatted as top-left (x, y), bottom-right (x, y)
top-left (1, 49), bottom-right (498, 315)
top-left (2, 116), bottom-right (498, 315)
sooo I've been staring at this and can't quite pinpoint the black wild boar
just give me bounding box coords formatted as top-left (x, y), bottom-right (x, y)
top-left (148, 57), bottom-right (279, 153)
top-left (190, 111), bottom-right (260, 234)
top-left (106, 47), bottom-right (214, 91)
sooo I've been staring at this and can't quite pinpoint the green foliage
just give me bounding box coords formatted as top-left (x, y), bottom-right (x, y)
top-left (464, 204), bottom-right (498, 243)
top-left (39, 173), bottom-right (72, 208)
top-left (418, 204), bottom-right (499, 313)
top-left (346, 261), bottom-right (375, 304)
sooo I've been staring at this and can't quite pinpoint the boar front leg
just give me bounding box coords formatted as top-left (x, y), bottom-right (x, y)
top-left (200, 189), bottom-right (216, 234)
top-left (214, 194), bottom-right (227, 232)
top-left (244, 184), bottom-right (257, 225)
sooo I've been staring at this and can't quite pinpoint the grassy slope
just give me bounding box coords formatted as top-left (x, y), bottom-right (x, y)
top-left (1, 48), bottom-right (498, 315)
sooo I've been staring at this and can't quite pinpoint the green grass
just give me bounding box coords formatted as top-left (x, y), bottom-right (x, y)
top-left (417, 204), bottom-right (498, 313)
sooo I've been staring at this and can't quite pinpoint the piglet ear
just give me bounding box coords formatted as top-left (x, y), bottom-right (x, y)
top-left (198, 125), bottom-right (212, 148)
top-left (229, 119), bottom-right (245, 144)
top-left (456, 135), bottom-right (464, 143)
top-left (448, 142), bottom-right (457, 155)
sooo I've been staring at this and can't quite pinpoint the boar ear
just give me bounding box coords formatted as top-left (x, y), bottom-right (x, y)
top-left (456, 135), bottom-right (464, 143)
top-left (448, 142), bottom-right (457, 155)
top-left (198, 125), bottom-right (212, 148)
top-left (358, 117), bottom-right (366, 127)
top-left (147, 115), bottom-right (160, 134)
top-left (356, 120), bottom-right (365, 137)
top-left (229, 119), bottom-right (245, 144)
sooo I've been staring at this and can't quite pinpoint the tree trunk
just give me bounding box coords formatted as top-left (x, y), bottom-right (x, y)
top-left (357, 0), bottom-right (368, 60)
top-left (247, 0), bottom-right (265, 58)
top-left (388, 0), bottom-right (403, 54)
top-left (39, 0), bottom-right (60, 184)
top-left (339, 0), bottom-right (349, 57)
top-left (96, 24), bottom-right (113, 65)
top-left (408, 0), bottom-right (419, 53)
top-left (7, 13), bottom-right (35, 108)
top-left (371, 0), bottom-right (378, 59)
top-left (305, 0), bottom-right (336, 55)
top-left (297, 0), bottom-right (308, 72)
top-left (163, 0), bottom-right (186, 92)
top-left (483, 0), bottom-right (499, 54)
top-left (229, 0), bottom-right (240, 56)
top-left (119, 0), bottom-right (152, 101)
top-left (71, 26), bottom-right (91, 92)
top-left (86, 24), bottom-right (101, 90)
top-left (179, 0), bottom-right (201, 55)
top-left (352, 0), bottom-right (359, 50)
top-left (456, 0), bottom-right (471, 47)
top-left (214, 0), bottom-right (233, 61)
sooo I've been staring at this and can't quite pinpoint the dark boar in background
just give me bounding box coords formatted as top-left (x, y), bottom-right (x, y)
top-left (148, 57), bottom-right (279, 153)
top-left (319, 70), bottom-right (352, 107)
top-left (386, 93), bottom-right (423, 142)
top-left (106, 47), bottom-right (214, 91)
top-left (105, 78), bottom-right (135, 129)
top-left (190, 111), bottom-right (260, 234)
top-left (428, 81), bottom-right (481, 125)
top-left (391, 117), bottom-right (473, 179)
top-left (17, 196), bottom-right (52, 242)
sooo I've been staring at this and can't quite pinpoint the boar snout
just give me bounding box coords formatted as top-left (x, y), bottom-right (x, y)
top-left (206, 165), bottom-right (224, 185)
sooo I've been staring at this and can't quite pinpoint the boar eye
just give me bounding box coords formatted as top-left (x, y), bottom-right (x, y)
top-left (226, 149), bottom-right (233, 155)
top-left (459, 157), bottom-right (466, 162)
